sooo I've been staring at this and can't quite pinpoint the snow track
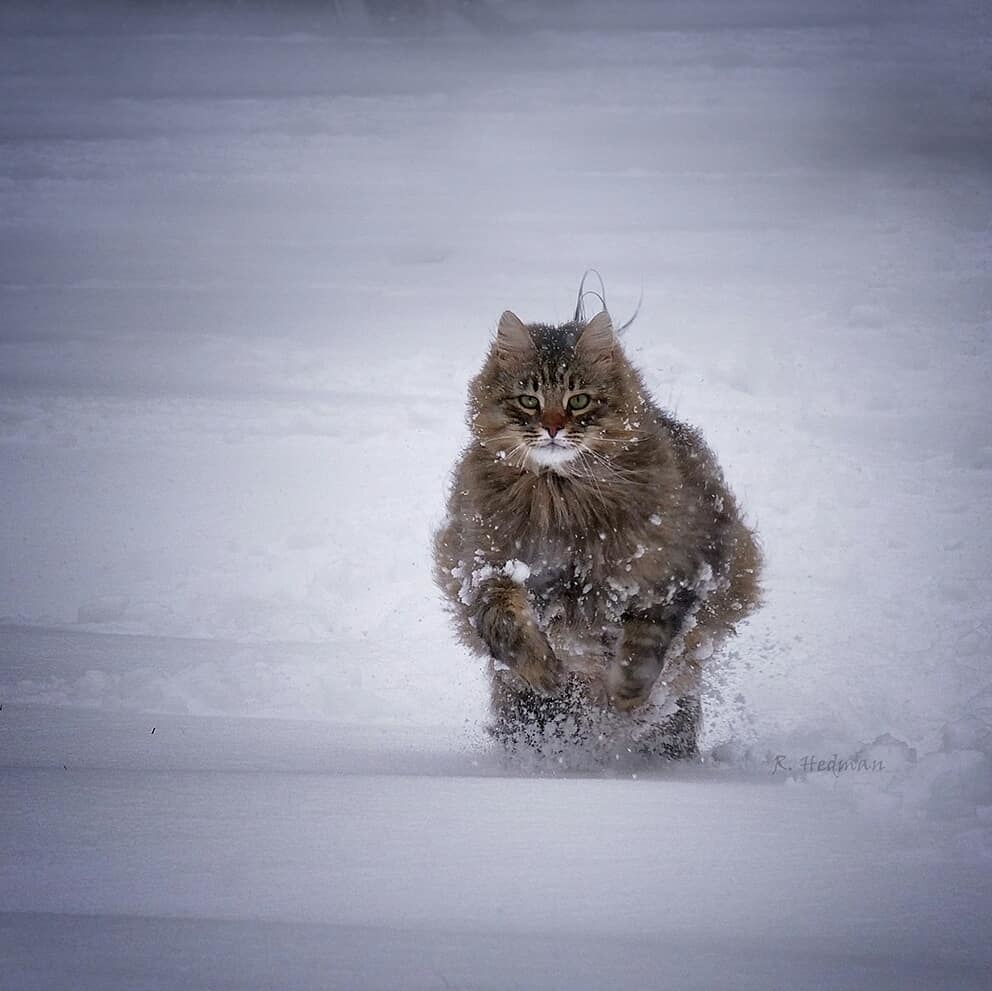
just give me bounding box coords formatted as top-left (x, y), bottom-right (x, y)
top-left (2, 704), bottom-right (990, 991)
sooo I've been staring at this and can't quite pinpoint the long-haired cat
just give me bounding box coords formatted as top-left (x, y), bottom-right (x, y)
top-left (433, 306), bottom-right (761, 760)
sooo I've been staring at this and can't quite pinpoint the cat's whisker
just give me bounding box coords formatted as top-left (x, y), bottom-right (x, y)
top-left (504, 442), bottom-right (530, 469)
top-left (576, 446), bottom-right (643, 481)
top-left (570, 449), bottom-right (618, 516)
top-left (589, 436), bottom-right (639, 445)
top-left (580, 443), bottom-right (641, 464)
top-left (484, 432), bottom-right (533, 471)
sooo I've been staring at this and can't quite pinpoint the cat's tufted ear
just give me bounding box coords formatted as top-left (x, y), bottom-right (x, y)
top-left (577, 310), bottom-right (615, 364)
top-left (495, 310), bottom-right (535, 364)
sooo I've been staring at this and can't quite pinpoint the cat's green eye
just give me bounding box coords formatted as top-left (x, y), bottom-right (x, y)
top-left (518, 395), bottom-right (540, 410)
top-left (567, 393), bottom-right (591, 411)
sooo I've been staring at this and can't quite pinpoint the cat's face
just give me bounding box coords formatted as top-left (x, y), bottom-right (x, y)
top-left (470, 311), bottom-right (637, 474)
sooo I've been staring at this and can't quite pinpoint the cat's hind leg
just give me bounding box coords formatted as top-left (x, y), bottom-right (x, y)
top-left (626, 695), bottom-right (701, 761)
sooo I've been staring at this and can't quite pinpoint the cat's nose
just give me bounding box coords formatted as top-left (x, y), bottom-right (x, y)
top-left (541, 411), bottom-right (566, 437)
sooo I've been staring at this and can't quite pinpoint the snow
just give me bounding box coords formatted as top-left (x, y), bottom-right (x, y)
top-left (502, 559), bottom-right (532, 584)
top-left (1, 0), bottom-right (991, 987)
top-left (2, 707), bottom-right (991, 990)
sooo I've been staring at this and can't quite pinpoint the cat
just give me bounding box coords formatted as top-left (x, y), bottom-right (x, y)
top-left (433, 306), bottom-right (761, 759)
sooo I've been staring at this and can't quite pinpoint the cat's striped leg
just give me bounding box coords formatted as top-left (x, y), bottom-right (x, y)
top-left (607, 589), bottom-right (698, 712)
top-left (472, 577), bottom-right (563, 697)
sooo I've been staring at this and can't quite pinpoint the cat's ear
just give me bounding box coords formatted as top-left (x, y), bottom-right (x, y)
top-left (495, 311), bottom-right (534, 363)
top-left (577, 310), bottom-right (615, 363)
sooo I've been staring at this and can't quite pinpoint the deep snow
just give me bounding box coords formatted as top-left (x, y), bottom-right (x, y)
top-left (1, 1), bottom-right (991, 988)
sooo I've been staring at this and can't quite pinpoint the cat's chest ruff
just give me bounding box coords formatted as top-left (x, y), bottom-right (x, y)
top-left (494, 466), bottom-right (621, 534)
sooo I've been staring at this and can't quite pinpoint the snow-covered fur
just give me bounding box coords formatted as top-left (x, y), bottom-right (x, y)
top-left (433, 309), bottom-right (761, 758)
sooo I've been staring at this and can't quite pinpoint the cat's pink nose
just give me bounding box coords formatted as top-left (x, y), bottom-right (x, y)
top-left (541, 411), bottom-right (566, 437)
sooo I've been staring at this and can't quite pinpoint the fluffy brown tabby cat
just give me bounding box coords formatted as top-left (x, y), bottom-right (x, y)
top-left (433, 308), bottom-right (761, 759)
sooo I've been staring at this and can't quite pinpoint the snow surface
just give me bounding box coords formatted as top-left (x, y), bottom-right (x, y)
top-left (1, 1), bottom-right (991, 987)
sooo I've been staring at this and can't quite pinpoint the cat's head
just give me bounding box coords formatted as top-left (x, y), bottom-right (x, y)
top-left (468, 310), bottom-right (641, 474)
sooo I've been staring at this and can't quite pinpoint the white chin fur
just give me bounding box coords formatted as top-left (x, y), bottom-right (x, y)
top-left (527, 444), bottom-right (580, 470)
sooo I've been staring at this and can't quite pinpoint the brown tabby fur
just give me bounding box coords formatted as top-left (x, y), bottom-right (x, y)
top-left (433, 309), bottom-right (761, 758)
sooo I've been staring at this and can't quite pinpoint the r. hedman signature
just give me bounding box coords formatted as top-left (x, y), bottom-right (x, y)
top-left (772, 754), bottom-right (886, 777)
